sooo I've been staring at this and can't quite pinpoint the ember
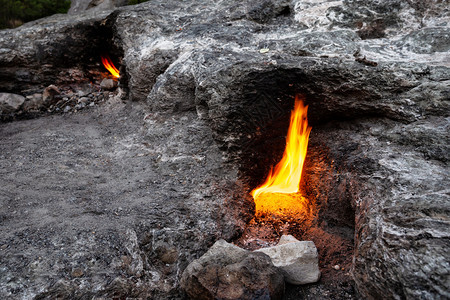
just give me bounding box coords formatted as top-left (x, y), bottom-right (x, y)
top-left (251, 95), bottom-right (312, 217)
top-left (101, 55), bottom-right (120, 78)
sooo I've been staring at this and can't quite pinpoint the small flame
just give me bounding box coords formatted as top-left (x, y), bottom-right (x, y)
top-left (101, 55), bottom-right (120, 78)
top-left (251, 95), bottom-right (312, 216)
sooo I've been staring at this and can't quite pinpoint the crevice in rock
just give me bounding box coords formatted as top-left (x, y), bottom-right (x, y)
top-left (0, 11), bottom-right (130, 122)
top-left (0, 11), bottom-right (126, 96)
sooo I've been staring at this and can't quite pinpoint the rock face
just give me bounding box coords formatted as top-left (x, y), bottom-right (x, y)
top-left (0, 0), bottom-right (449, 299)
top-left (180, 240), bottom-right (285, 300)
top-left (255, 235), bottom-right (320, 285)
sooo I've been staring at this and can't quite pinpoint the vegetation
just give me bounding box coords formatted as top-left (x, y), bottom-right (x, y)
top-left (0, 0), bottom-right (71, 29)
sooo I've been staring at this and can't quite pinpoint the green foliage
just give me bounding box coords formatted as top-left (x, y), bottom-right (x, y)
top-left (0, 0), bottom-right (70, 29)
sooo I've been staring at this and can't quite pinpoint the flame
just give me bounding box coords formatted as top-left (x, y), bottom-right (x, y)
top-left (251, 95), bottom-right (312, 216)
top-left (101, 55), bottom-right (120, 78)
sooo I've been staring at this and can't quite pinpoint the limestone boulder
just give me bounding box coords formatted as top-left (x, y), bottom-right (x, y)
top-left (255, 235), bottom-right (320, 285)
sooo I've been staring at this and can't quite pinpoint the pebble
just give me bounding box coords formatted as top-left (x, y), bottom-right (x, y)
top-left (14, 83), bottom-right (117, 116)
top-left (100, 78), bottom-right (117, 90)
top-left (71, 268), bottom-right (84, 278)
top-left (78, 97), bottom-right (89, 104)
top-left (334, 265), bottom-right (340, 270)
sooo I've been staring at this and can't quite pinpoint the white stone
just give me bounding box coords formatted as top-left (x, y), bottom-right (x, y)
top-left (277, 234), bottom-right (300, 245)
top-left (255, 235), bottom-right (320, 285)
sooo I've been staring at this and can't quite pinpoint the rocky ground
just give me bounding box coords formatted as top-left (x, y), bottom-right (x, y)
top-left (0, 96), bottom-right (251, 299)
top-left (0, 0), bottom-right (449, 299)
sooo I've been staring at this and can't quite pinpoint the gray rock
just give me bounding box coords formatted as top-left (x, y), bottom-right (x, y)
top-left (78, 97), bottom-right (90, 104)
top-left (181, 239), bottom-right (285, 300)
top-left (0, 93), bottom-right (25, 114)
top-left (246, 0), bottom-right (291, 24)
top-left (23, 93), bottom-right (43, 111)
top-left (255, 235), bottom-right (320, 285)
top-left (68, 0), bottom-right (128, 15)
top-left (100, 78), bottom-right (117, 90)
top-left (276, 235), bottom-right (299, 246)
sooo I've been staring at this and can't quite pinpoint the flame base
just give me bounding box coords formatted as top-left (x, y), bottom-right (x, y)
top-left (251, 96), bottom-right (312, 218)
top-left (254, 193), bottom-right (309, 218)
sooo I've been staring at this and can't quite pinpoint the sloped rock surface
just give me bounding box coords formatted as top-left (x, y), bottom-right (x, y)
top-left (0, 0), bottom-right (449, 299)
top-left (0, 100), bottom-right (252, 299)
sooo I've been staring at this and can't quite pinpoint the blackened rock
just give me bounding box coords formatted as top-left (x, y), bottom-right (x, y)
top-left (246, 0), bottom-right (291, 24)
top-left (181, 240), bottom-right (285, 300)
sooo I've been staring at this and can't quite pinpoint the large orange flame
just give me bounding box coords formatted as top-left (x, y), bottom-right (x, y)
top-left (251, 95), bottom-right (312, 216)
top-left (101, 55), bottom-right (120, 78)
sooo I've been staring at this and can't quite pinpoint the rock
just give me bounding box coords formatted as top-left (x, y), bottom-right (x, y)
top-left (0, 93), bottom-right (25, 114)
top-left (255, 235), bottom-right (320, 285)
top-left (42, 85), bottom-right (61, 105)
top-left (181, 240), bottom-right (285, 300)
top-left (68, 0), bottom-right (128, 15)
top-left (71, 268), bottom-right (84, 278)
top-left (246, 0), bottom-right (291, 24)
top-left (100, 78), bottom-right (117, 90)
top-left (276, 234), bottom-right (300, 245)
top-left (78, 97), bottom-right (90, 104)
top-left (23, 93), bottom-right (43, 111)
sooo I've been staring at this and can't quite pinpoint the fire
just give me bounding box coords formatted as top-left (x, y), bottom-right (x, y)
top-left (101, 55), bottom-right (120, 78)
top-left (251, 95), bottom-right (312, 216)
